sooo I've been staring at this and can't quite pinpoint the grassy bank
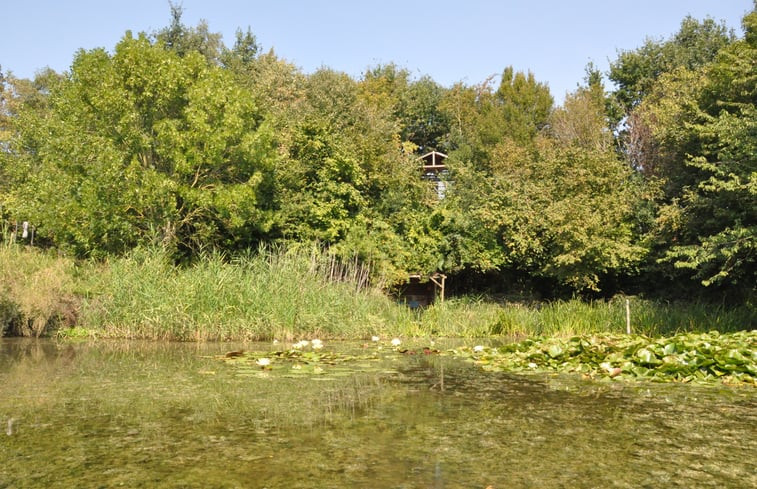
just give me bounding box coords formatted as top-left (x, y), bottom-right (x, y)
top-left (0, 246), bottom-right (754, 340)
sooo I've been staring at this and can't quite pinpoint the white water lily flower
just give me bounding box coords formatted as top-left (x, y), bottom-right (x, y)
top-left (528, 362), bottom-right (538, 369)
top-left (311, 339), bottom-right (323, 349)
top-left (371, 336), bottom-right (380, 342)
top-left (293, 341), bottom-right (306, 349)
top-left (256, 358), bottom-right (271, 366)
top-left (473, 345), bottom-right (485, 352)
top-left (391, 338), bottom-right (401, 347)
top-left (272, 339), bottom-right (279, 345)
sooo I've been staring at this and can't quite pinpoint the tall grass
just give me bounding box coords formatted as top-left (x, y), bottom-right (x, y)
top-left (491, 296), bottom-right (755, 337)
top-left (410, 296), bottom-right (504, 338)
top-left (78, 246), bottom-right (410, 341)
top-left (1, 245), bottom-right (753, 340)
top-left (0, 246), bottom-right (75, 336)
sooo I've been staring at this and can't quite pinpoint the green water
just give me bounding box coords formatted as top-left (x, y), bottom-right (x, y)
top-left (1, 339), bottom-right (755, 488)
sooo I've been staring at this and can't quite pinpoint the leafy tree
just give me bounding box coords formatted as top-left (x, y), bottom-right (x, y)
top-left (609, 15), bottom-right (734, 113)
top-left (358, 64), bottom-right (450, 153)
top-left (276, 117), bottom-right (366, 243)
top-left (223, 27), bottom-right (260, 68)
top-left (153, 2), bottom-right (224, 63)
top-left (441, 75), bottom-right (643, 292)
top-left (400, 76), bottom-right (450, 152)
top-left (549, 76), bottom-right (613, 152)
top-left (495, 67), bottom-right (553, 145)
top-left (0, 68), bottom-right (60, 144)
top-left (474, 137), bottom-right (644, 291)
top-left (2, 33), bottom-right (277, 258)
top-left (641, 7), bottom-right (757, 289)
top-left (273, 66), bottom-right (443, 280)
top-left (440, 67), bottom-right (552, 168)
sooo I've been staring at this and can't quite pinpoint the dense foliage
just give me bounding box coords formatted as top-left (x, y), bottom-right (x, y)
top-left (1, 5), bottom-right (755, 299)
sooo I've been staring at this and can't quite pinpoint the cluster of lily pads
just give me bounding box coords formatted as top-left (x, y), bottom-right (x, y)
top-left (220, 337), bottom-right (405, 378)
top-left (455, 331), bottom-right (757, 385)
top-left (218, 331), bottom-right (755, 385)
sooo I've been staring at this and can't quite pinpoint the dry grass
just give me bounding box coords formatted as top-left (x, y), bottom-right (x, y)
top-left (0, 246), bottom-right (76, 336)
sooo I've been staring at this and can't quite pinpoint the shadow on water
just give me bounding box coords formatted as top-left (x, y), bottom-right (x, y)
top-left (1, 338), bottom-right (755, 488)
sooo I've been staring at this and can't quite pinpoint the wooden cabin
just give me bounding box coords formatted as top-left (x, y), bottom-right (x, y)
top-left (395, 273), bottom-right (446, 309)
top-left (419, 151), bottom-right (449, 199)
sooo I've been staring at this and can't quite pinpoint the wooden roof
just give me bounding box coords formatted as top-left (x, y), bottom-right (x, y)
top-left (419, 151), bottom-right (448, 169)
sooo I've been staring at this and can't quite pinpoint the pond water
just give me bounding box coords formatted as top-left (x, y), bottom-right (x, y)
top-left (1, 338), bottom-right (755, 488)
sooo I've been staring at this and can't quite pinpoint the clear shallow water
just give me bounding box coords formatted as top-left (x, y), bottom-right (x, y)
top-left (1, 338), bottom-right (755, 488)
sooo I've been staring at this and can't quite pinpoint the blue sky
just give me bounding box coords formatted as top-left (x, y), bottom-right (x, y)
top-left (1, 1), bottom-right (752, 103)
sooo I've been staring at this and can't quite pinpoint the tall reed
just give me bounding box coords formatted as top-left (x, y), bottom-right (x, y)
top-left (78, 246), bottom-right (409, 341)
top-left (491, 296), bottom-right (755, 337)
top-left (2, 245), bottom-right (752, 340)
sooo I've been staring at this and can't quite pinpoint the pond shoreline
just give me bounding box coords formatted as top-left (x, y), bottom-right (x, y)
top-left (2, 247), bottom-right (755, 341)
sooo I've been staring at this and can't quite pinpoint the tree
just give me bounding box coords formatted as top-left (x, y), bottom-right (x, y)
top-left (439, 67), bottom-right (553, 173)
top-left (609, 15), bottom-right (734, 113)
top-left (495, 67), bottom-right (553, 145)
top-left (549, 75), bottom-right (613, 152)
top-left (357, 64), bottom-right (450, 152)
top-left (439, 73), bottom-right (643, 292)
top-left (2, 33), bottom-right (277, 258)
top-left (153, 2), bottom-right (224, 63)
top-left (276, 117), bottom-right (366, 243)
top-left (657, 8), bottom-right (756, 289)
top-left (476, 137), bottom-right (644, 292)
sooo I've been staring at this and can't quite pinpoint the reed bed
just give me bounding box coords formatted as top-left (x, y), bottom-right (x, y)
top-left (491, 296), bottom-right (754, 337)
top-left (77, 246), bottom-right (409, 341)
top-left (1, 246), bottom-right (753, 340)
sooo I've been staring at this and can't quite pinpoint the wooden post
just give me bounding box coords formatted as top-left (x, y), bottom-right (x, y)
top-left (625, 298), bottom-right (631, 335)
top-left (429, 274), bottom-right (446, 304)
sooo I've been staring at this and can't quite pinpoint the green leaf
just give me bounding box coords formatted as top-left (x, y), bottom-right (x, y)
top-left (547, 344), bottom-right (564, 358)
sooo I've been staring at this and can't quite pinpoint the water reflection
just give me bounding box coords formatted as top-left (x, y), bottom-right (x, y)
top-left (1, 338), bottom-right (755, 488)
